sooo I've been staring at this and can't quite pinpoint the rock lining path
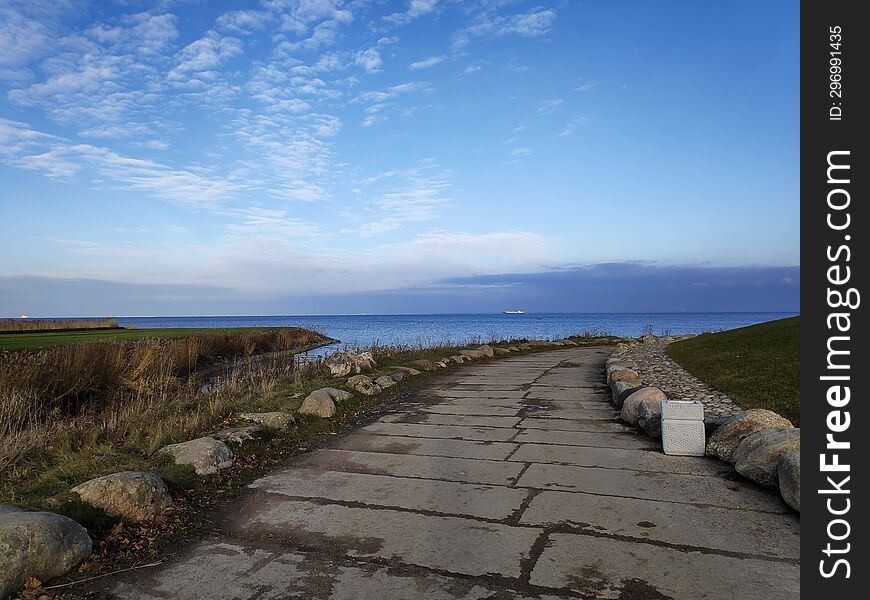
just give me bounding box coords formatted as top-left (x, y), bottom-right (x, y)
top-left (95, 347), bottom-right (799, 599)
top-left (618, 340), bottom-right (743, 420)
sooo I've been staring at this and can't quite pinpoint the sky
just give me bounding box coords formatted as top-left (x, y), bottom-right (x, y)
top-left (0, 0), bottom-right (800, 316)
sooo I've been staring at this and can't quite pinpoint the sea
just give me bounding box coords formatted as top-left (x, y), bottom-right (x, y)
top-left (115, 312), bottom-right (798, 354)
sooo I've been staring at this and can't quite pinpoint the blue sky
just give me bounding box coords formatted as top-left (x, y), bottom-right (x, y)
top-left (0, 0), bottom-right (799, 316)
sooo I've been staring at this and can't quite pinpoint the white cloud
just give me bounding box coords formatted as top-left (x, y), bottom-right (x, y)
top-left (0, 118), bottom-right (243, 209)
top-left (355, 82), bottom-right (432, 126)
top-left (510, 146), bottom-right (531, 157)
top-left (86, 12), bottom-right (178, 55)
top-left (454, 7), bottom-right (556, 49)
top-left (537, 99), bottom-right (563, 115)
top-left (409, 55), bottom-right (446, 70)
top-left (557, 116), bottom-right (588, 137)
top-left (168, 31), bottom-right (244, 82)
top-left (574, 79), bottom-right (600, 92)
top-left (355, 47), bottom-right (383, 72)
top-left (351, 160), bottom-right (452, 235)
top-left (214, 10), bottom-right (273, 35)
top-left (385, 0), bottom-right (439, 26)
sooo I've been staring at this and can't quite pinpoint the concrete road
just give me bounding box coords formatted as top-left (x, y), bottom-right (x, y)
top-left (99, 347), bottom-right (799, 599)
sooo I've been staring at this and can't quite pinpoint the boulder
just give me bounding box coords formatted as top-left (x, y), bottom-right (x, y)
top-left (637, 400), bottom-right (664, 438)
top-left (212, 425), bottom-right (263, 446)
top-left (375, 375), bottom-right (397, 389)
top-left (298, 394), bottom-right (336, 418)
top-left (706, 409), bottom-right (793, 463)
top-left (733, 428), bottom-right (801, 488)
top-left (477, 345), bottom-right (495, 357)
top-left (605, 355), bottom-right (626, 367)
top-left (610, 381), bottom-right (637, 408)
top-left (607, 368), bottom-right (640, 386)
top-left (641, 334), bottom-right (658, 344)
top-left (410, 359), bottom-right (436, 371)
top-left (238, 411), bottom-right (295, 429)
top-left (160, 437), bottom-right (233, 475)
top-left (449, 355), bottom-right (465, 364)
top-left (304, 388), bottom-right (353, 408)
top-left (518, 343), bottom-right (532, 350)
top-left (606, 362), bottom-right (632, 377)
top-left (346, 375), bottom-right (382, 396)
top-left (388, 366), bottom-right (421, 376)
top-left (621, 387), bottom-right (667, 426)
top-left (460, 349), bottom-right (485, 359)
top-left (778, 450), bottom-right (800, 512)
top-left (389, 372), bottom-right (406, 382)
top-left (508, 346), bottom-right (519, 352)
top-left (435, 360), bottom-right (448, 368)
top-left (562, 339), bottom-right (578, 346)
top-left (493, 348), bottom-right (511, 356)
top-left (0, 507), bottom-right (92, 599)
top-left (71, 471), bottom-right (172, 522)
top-left (325, 351), bottom-right (377, 377)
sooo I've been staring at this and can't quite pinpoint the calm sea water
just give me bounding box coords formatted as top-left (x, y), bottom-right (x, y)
top-left (116, 313), bottom-right (797, 353)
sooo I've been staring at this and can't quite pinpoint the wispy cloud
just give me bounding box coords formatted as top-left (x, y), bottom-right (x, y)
top-left (384, 0), bottom-right (439, 26)
top-left (574, 79), bottom-right (600, 92)
top-left (454, 7), bottom-right (557, 49)
top-left (537, 99), bottom-right (563, 115)
top-left (409, 55), bottom-right (446, 70)
top-left (557, 116), bottom-right (588, 137)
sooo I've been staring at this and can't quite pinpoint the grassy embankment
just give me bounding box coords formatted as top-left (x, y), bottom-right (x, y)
top-left (666, 316), bottom-right (799, 425)
top-left (0, 330), bottom-right (615, 546)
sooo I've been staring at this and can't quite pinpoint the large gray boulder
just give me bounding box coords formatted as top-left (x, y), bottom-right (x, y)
top-left (304, 388), bottom-right (353, 408)
top-left (212, 425), bottom-right (263, 446)
top-left (387, 366), bottom-right (421, 376)
top-left (733, 428), bottom-right (801, 488)
top-left (160, 437), bottom-right (233, 475)
top-left (518, 343), bottom-right (532, 350)
top-left (706, 409), bottom-right (793, 463)
top-left (72, 471), bottom-right (172, 522)
top-left (0, 506), bottom-right (92, 599)
top-left (477, 345), bottom-right (495, 357)
top-left (493, 347), bottom-right (511, 356)
top-left (637, 400), bottom-right (664, 438)
top-left (610, 380), bottom-right (637, 408)
top-left (325, 351), bottom-right (377, 377)
top-left (778, 450), bottom-right (800, 512)
top-left (238, 411), bottom-right (295, 429)
top-left (449, 355), bottom-right (465, 364)
top-left (346, 375), bottom-right (382, 396)
top-left (460, 349), bottom-right (485, 360)
top-left (621, 387), bottom-right (667, 426)
top-left (410, 359), bottom-right (437, 371)
top-left (298, 394), bottom-right (336, 418)
top-left (374, 375), bottom-right (397, 389)
top-left (608, 367), bottom-right (640, 386)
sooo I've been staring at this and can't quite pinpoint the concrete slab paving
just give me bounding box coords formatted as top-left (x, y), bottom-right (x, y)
top-left (381, 412), bottom-right (522, 428)
top-left (234, 500), bottom-right (542, 578)
top-left (295, 449), bottom-right (526, 486)
top-left (517, 463), bottom-right (789, 512)
top-left (360, 421), bottom-right (518, 442)
top-left (530, 533), bottom-right (799, 599)
top-left (520, 490), bottom-right (799, 559)
top-left (249, 469), bottom-right (529, 520)
top-left (509, 443), bottom-right (733, 476)
top-left (332, 432), bottom-right (519, 460)
top-left (514, 428), bottom-right (657, 449)
top-left (92, 345), bottom-right (799, 600)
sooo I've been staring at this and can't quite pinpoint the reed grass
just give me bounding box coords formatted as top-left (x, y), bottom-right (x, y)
top-left (0, 317), bottom-right (120, 332)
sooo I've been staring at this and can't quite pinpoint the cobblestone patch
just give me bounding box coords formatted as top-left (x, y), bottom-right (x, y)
top-left (616, 339), bottom-right (743, 420)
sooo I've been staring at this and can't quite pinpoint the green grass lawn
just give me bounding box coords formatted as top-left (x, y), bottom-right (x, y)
top-left (0, 327), bottom-right (315, 351)
top-left (666, 316), bottom-right (800, 425)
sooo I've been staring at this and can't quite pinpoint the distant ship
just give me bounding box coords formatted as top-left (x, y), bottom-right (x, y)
top-left (503, 310), bottom-right (525, 315)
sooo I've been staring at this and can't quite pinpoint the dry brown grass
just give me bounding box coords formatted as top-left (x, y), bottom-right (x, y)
top-left (0, 317), bottom-right (119, 332)
top-left (0, 329), bottom-right (326, 471)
